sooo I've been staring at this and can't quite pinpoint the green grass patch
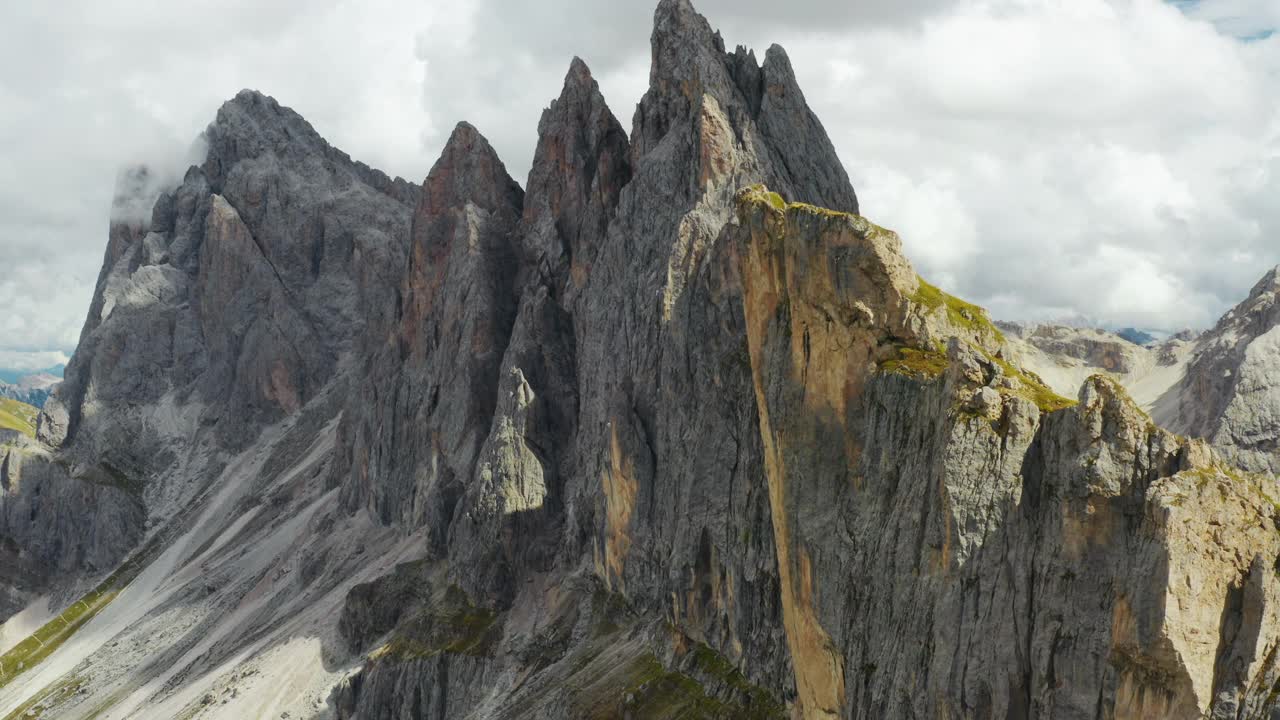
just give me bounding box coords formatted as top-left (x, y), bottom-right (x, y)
top-left (909, 277), bottom-right (1005, 343)
top-left (0, 399), bottom-right (37, 439)
top-left (879, 346), bottom-right (949, 379)
top-left (2, 673), bottom-right (88, 720)
top-left (786, 200), bottom-right (857, 221)
top-left (688, 643), bottom-right (787, 720)
top-left (375, 587), bottom-right (500, 662)
top-left (613, 654), bottom-right (734, 719)
top-left (989, 354), bottom-right (1077, 413)
top-left (0, 571), bottom-right (128, 690)
top-left (0, 498), bottom-right (183, 697)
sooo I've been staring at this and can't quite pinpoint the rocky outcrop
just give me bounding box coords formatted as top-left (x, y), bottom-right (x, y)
top-left (518, 56), bottom-right (632, 297)
top-left (3, 1), bottom-right (1280, 719)
top-left (1157, 267), bottom-right (1280, 474)
top-left (730, 192), bottom-right (1280, 719)
top-left (333, 122), bottom-right (524, 548)
top-left (322, 3), bottom-right (1280, 718)
top-left (0, 447), bottom-right (143, 619)
top-left (55, 89), bottom-right (417, 464)
top-left (2, 88), bottom-right (418, 622)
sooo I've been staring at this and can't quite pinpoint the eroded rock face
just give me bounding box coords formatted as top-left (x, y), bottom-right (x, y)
top-left (333, 122), bottom-right (525, 546)
top-left (730, 194), bottom-right (1280, 719)
top-left (8, 2), bottom-right (1280, 719)
top-left (1022, 325), bottom-right (1143, 373)
top-left (5, 88), bottom-right (417, 612)
top-left (324, 3), bottom-right (1280, 719)
top-left (0, 447), bottom-right (143, 619)
top-left (1159, 267), bottom-right (1280, 474)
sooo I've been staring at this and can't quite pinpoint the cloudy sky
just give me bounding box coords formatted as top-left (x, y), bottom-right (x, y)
top-left (0, 0), bottom-right (1277, 370)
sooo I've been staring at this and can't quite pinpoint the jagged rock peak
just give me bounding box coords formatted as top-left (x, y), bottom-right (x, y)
top-left (422, 121), bottom-right (524, 216)
top-left (651, 0), bottom-right (722, 57)
top-left (565, 55), bottom-right (592, 86)
top-left (1247, 264), bottom-right (1280, 300)
top-left (213, 89), bottom-right (329, 151)
top-left (400, 120), bottom-right (524, 360)
top-left (634, 0), bottom-right (730, 157)
top-left (521, 57), bottom-right (631, 289)
top-left (203, 89), bottom-right (418, 203)
top-left (634, 0), bottom-right (858, 213)
top-left (545, 57), bottom-right (619, 127)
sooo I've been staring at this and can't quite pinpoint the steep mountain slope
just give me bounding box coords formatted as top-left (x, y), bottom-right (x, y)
top-left (0, 400), bottom-right (37, 439)
top-left (0, 1), bottom-right (1277, 719)
top-left (1155, 267), bottom-right (1280, 474)
top-left (0, 88), bottom-right (422, 717)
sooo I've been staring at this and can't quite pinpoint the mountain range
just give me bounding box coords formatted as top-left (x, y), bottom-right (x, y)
top-left (0, 367), bottom-right (63, 386)
top-left (0, 2), bottom-right (1278, 718)
top-left (0, 372), bottom-right (61, 409)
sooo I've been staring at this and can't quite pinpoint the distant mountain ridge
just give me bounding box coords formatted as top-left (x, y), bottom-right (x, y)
top-left (1116, 326), bottom-right (1159, 345)
top-left (0, 371), bottom-right (61, 409)
top-left (0, 365), bottom-right (64, 385)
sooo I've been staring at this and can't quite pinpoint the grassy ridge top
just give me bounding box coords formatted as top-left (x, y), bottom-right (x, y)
top-left (0, 398), bottom-right (37, 438)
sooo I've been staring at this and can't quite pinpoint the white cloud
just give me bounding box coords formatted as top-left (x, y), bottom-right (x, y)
top-left (777, 0), bottom-right (1280, 329)
top-left (0, 351), bottom-right (69, 374)
top-left (0, 0), bottom-right (440, 357)
top-left (0, 0), bottom-right (1277, 365)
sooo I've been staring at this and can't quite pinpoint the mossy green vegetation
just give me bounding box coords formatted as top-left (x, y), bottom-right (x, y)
top-left (909, 277), bottom-right (1006, 343)
top-left (737, 184), bottom-right (882, 229)
top-left (1180, 463), bottom-right (1280, 514)
top-left (1, 673), bottom-right (87, 720)
top-left (612, 651), bottom-right (784, 720)
top-left (879, 346), bottom-right (949, 379)
top-left (991, 354), bottom-right (1077, 413)
top-left (375, 586), bottom-right (500, 662)
top-left (688, 643), bottom-right (787, 720)
top-left (0, 561), bottom-right (134, 690)
top-left (0, 399), bottom-right (38, 438)
top-left (787, 200), bottom-right (856, 221)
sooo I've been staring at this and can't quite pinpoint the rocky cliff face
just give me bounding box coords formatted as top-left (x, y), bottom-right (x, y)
top-left (0, 88), bottom-right (421, 709)
top-left (1, 1), bottom-right (1279, 719)
top-left (1156, 267), bottom-right (1280, 474)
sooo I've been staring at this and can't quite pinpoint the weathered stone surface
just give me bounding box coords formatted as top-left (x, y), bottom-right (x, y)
top-left (0, 447), bottom-right (143, 619)
top-left (327, 4), bottom-right (1280, 719)
top-left (1158, 266), bottom-right (1280, 474)
top-left (7, 2), bottom-right (1280, 719)
top-left (334, 122), bottom-right (524, 547)
top-left (1, 88), bottom-right (418, 622)
top-left (519, 57), bottom-right (632, 298)
top-left (730, 194), bottom-right (1280, 719)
